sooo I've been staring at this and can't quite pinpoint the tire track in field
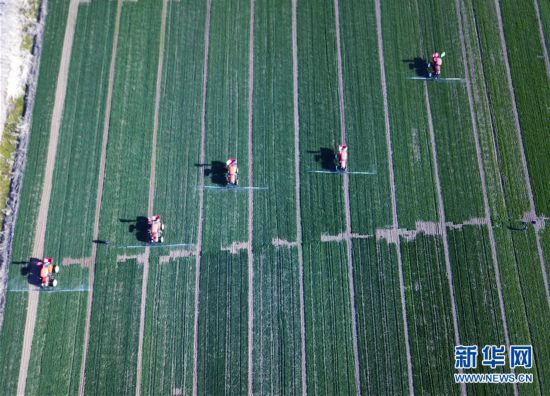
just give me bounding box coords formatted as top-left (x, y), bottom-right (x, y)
top-left (494, 0), bottom-right (550, 310)
top-left (17, 0), bottom-right (81, 394)
top-left (247, 0), bottom-right (255, 393)
top-left (192, 0), bottom-right (211, 393)
top-left (291, 0), bottom-right (307, 392)
top-left (532, 0), bottom-right (550, 80)
top-left (134, 0), bottom-right (168, 394)
top-left (78, 1), bottom-right (123, 393)
top-left (291, 0), bottom-right (307, 393)
top-left (423, 82), bottom-right (466, 396)
top-left (333, 0), bottom-right (361, 391)
top-left (453, 3), bottom-right (518, 395)
top-left (374, 0), bottom-right (414, 393)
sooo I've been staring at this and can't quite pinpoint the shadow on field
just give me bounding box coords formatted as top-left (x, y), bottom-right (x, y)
top-left (307, 147), bottom-right (336, 171)
top-left (196, 161), bottom-right (227, 186)
top-left (119, 216), bottom-right (149, 242)
top-left (20, 258), bottom-right (42, 286)
top-left (403, 57), bottom-right (428, 77)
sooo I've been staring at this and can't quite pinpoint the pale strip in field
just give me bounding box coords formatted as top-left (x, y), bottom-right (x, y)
top-left (159, 249), bottom-right (196, 264)
top-left (247, 0), bottom-right (255, 392)
top-left (453, 2), bottom-right (517, 394)
top-left (271, 238), bottom-right (299, 248)
top-left (494, 0), bottom-right (550, 310)
top-left (192, 0), bottom-right (212, 393)
top-left (135, 0), bottom-right (168, 394)
top-left (116, 253), bottom-right (148, 265)
top-left (333, 0), bottom-right (361, 391)
top-left (291, 0), bottom-right (307, 393)
top-left (17, 0), bottom-right (82, 394)
top-left (61, 257), bottom-right (92, 267)
top-left (79, 0), bottom-right (123, 393)
top-left (221, 241), bottom-right (250, 255)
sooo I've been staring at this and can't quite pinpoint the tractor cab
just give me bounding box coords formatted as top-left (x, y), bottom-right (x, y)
top-left (226, 158), bottom-right (238, 185)
top-left (337, 145), bottom-right (348, 171)
top-left (148, 215), bottom-right (165, 243)
top-left (39, 257), bottom-right (58, 288)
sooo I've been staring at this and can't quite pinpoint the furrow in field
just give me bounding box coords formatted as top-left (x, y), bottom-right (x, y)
top-left (83, 0), bottom-right (163, 392)
top-left (493, 0), bottom-right (550, 310)
top-left (332, 0), bottom-right (361, 391)
top-left (423, 83), bottom-right (465, 396)
top-left (298, 0), bottom-right (355, 392)
top-left (373, 0), bottom-right (414, 392)
top-left (197, 1), bottom-right (250, 393)
top-left (291, 0), bottom-right (307, 392)
top-left (192, 0), bottom-right (211, 393)
top-left (17, 0), bottom-right (81, 393)
top-left (134, 0), bottom-right (167, 394)
top-left (454, 0), bottom-right (513, 368)
top-left (139, 0), bottom-right (205, 394)
top-left (247, 0), bottom-right (255, 392)
top-left (0, 1), bottom-right (69, 392)
top-left (251, 1), bottom-right (302, 393)
top-left (79, 0), bottom-right (123, 393)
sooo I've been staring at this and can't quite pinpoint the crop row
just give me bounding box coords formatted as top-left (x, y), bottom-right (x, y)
top-left (499, 0), bottom-right (550, 215)
top-left (339, 0), bottom-right (392, 234)
top-left (0, 0), bottom-right (70, 392)
top-left (140, 0), bottom-right (206, 393)
top-left (353, 239), bottom-right (409, 394)
top-left (464, 0), bottom-right (550, 391)
top-left (84, 0), bottom-right (162, 393)
top-left (401, 234), bottom-right (457, 395)
top-left (25, 2), bottom-right (119, 394)
top-left (197, 0), bottom-right (251, 393)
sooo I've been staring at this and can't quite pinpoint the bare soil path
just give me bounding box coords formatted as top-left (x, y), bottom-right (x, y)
top-left (291, 1), bottom-right (307, 393)
top-left (454, 2), bottom-right (516, 394)
top-left (374, 0), bottom-right (414, 392)
top-left (494, 0), bottom-right (550, 310)
top-left (134, 1), bottom-right (168, 394)
top-left (78, 0), bottom-right (123, 393)
top-left (333, 0), bottom-right (361, 391)
top-left (192, 0), bottom-right (212, 393)
top-left (17, 0), bottom-right (82, 394)
top-left (247, 1), bottom-right (256, 393)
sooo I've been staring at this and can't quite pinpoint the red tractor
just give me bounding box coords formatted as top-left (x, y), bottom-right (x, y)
top-left (226, 158), bottom-right (238, 186)
top-left (337, 145), bottom-right (348, 171)
top-left (38, 257), bottom-right (58, 288)
top-left (148, 215), bottom-right (165, 243)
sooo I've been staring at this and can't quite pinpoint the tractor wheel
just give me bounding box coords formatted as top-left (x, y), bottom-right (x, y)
top-left (160, 236), bottom-right (164, 243)
top-left (161, 223), bottom-right (165, 231)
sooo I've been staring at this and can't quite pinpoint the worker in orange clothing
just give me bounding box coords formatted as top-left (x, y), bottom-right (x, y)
top-left (226, 158), bottom-right (238, 185)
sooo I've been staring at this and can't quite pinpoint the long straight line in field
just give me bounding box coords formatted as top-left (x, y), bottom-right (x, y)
top-left (78, 0), bottom-right (124, 394)
top-left (247, 0), bottom-right (255, 393)
top-left (291, 0), bottom-right (307, 393)
top-left (333, 0), bottom-right (361, 391)
top-left (423, 84), bottom-right (466, 396)
top-left (134, 0), bottom-right (168, 394)
top-left (17, 0), bottom-right (81, 393)
top-left (532, 0), bottom-right (550, 79)
top-left (192, 0), bottom-right (212, 393)
top-left (494, 0), bottom-right (550, 310)
top-left (374, 0), bottom-right (414, 392)
top-left (453, 2), bottom-right (517, 395)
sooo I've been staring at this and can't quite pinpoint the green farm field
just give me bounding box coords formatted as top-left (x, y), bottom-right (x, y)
top-left (0, 0), bottom-right (548, 394)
